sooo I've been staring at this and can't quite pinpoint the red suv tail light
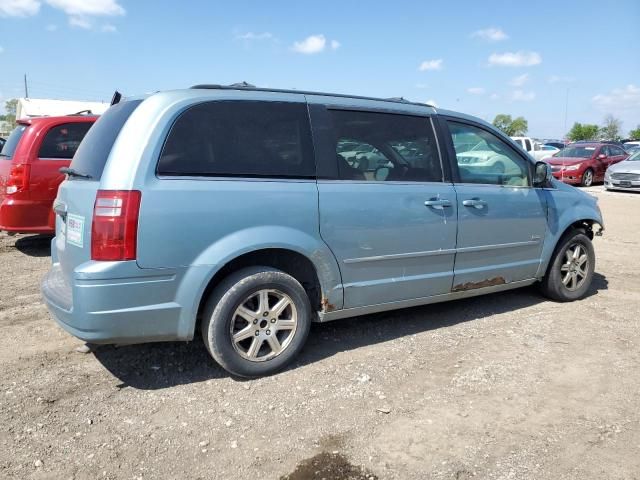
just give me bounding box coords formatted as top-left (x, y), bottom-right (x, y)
top-left (6, 164), bottom-right (31, 194)
top-left (91, 190), bottom-right (141, 261)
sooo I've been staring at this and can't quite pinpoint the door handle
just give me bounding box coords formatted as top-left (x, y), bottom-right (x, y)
top-left (424, 199), bottom-right (452, 210)
top-left (462, 198), bottom-right (487, 209)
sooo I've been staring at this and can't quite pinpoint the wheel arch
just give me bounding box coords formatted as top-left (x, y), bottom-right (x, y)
top-left (537, 217), bottom-right (603, 279)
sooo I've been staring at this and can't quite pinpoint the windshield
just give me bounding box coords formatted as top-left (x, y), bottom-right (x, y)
top-left (0, 125), bottom-right (28, 160)
top-left (555, 146), bottom-right (595, 158)
top-left (628, 150), bottom-right (640, 161)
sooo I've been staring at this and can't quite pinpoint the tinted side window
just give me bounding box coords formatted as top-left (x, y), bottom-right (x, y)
top-left (328, 110), bottom-right (442, 182)
top-left (71, 100), bottom-right (142, 179)
top-left (0, 125), bottom-right (28, 160)
top-left (611, 146), bottom-right (624, 156)
top-left (38, 122), bottom-right (93, 159)
top-left (447, 121), bottom-right (530, 187)
top-left (158, 101), bottom-right (315, 178)
top-left (524, 138), bottom-right (532, 151)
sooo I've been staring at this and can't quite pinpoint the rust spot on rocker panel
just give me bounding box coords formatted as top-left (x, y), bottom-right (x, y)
top-left (321, 297), bottom-right (336, 312)
top-left (452, 276), bottom-right (506, 292)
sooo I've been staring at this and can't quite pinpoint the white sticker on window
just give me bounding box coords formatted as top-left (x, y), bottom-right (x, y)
top-left (585, 147), bottom-right (595, 150)
top-left (66, 214), bottom-right (85, 248)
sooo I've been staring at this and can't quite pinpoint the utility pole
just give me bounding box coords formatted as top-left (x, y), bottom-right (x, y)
top-left (563, 87), bottom-right (569, 140)
top-left (24, 74), bottom-right (29, 98)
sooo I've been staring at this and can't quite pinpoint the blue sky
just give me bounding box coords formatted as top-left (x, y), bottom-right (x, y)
top-left (1, 0), bottom-right (639, 138)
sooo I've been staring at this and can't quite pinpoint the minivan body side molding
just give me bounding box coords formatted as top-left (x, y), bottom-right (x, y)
top-left (317, 278), bottom-right (537, 322)
top-left (342, 239), bottom-right (542, 265)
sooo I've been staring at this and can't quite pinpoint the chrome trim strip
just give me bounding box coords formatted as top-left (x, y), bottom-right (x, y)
top-left (343, 239), bottom-right (539, 264)
top-left (317, 278), bottom-right (537, 322)
top-left (456, 239), bottom-right (541, 254)
top-left (343, 248), bottom-right (456, 264)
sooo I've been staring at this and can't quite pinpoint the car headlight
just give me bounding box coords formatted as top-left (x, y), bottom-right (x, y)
top-left (564, 164), bottom-right (581, 171)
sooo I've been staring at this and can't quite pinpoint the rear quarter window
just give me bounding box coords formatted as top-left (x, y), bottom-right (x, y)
top-left (0, 125), bottom-right (28, 160)
top-left (38, 122), bottom-right (93, 159)
top-left (70, 100), bottom-right (142, 179)
top-left (157, 100), bottom-right (315, 178)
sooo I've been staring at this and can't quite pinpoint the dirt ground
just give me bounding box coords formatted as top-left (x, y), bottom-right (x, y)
top-left (1, 186), bottom-right (639, 480)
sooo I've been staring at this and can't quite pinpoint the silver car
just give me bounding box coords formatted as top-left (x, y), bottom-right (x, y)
top-left (605, 150), bottom-right (640, 191)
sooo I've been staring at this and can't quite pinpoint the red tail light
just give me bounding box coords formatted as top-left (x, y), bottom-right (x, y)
top-left (6, 164), bottom-right (31, 194)
top-left (91, 190), bottom-right (141, 261)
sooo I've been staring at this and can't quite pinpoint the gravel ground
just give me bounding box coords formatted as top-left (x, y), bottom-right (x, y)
top-left (0, 186), bottom-right (639, 480)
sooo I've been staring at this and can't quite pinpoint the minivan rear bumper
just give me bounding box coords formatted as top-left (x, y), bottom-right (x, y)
top-left (42, 259), bottom-right (188, 345)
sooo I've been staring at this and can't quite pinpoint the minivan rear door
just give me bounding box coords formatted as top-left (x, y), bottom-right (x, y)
top-left (30, 120), bottom-right (94, 229)
top-left (309, 99), bottom-right (457, 309)
top-left (53, 100), bottom-right (142, 284)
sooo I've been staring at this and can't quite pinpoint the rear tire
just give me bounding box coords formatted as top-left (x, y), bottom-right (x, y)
top-left (540, 230), bottom-right (595, 302)
top-left (201, 266), bottom-right (312, 378)
top-left (580, 168), bottom-right (594, 187)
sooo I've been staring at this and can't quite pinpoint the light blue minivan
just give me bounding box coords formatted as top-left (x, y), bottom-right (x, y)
top-left (42, 84), bottom-right (603, 377)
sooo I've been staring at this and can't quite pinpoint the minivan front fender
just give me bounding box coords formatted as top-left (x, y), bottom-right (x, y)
top-left (537, 186), bottom-right (604, 278)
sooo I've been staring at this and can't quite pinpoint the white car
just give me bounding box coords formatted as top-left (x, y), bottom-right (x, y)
top-left (511, 136), bottom-right (558, 161)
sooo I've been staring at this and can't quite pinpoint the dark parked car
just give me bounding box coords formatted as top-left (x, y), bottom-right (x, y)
top-left (548, 143), bottom-right (628, 186)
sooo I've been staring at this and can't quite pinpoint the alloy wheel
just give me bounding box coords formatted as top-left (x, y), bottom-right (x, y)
top-left (230, 289), bottom-right (298, 362)
top-left (560, 243), bottom-right (589, 291)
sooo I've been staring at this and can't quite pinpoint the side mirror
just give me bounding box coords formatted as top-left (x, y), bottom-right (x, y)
top-left (533, 161), bottom-right (550, 187)
top-left (597, 153), bottom-right (607, 160)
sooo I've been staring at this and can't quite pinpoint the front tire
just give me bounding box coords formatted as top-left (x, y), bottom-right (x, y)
top-left (540, 230), bottom-right (595, 302)
top-left (201, 267), bottom-right (312, 378)
top-left (580, 168), bottom-right (594, 187)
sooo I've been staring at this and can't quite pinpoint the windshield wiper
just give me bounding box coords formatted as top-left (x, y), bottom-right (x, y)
top-left (0, 153), bottom-right (9, 157)
top-left (59, 167), bottom-right (92, 179)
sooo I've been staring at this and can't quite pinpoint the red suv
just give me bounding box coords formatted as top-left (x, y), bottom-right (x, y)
top-left (0, 115), bottom-right (97, 234)
top-left (548, 142), bottom-right (628, 187)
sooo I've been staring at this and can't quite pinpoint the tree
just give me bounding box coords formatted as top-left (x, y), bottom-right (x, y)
top-left (599, 115), bottom-right (622, 141)
top-left (566, 122), bottom-right (599, 142)
top-left (627, 125), bottom-right (640, 141)
top-left (492, 114), bottom-right (528, 136)
top-left (0, 99), bottom-right (18, 130)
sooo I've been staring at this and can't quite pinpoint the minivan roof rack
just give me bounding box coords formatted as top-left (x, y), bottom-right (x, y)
top-left (190, 83), bottom-right (434, 108)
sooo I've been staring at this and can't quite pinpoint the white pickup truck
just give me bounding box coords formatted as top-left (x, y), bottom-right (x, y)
top-left (511, 136), bottom-right (559, 161)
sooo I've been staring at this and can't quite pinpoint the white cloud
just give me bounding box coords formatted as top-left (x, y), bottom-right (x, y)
top-left (330, 39), bottom-right (340, 50)
top-left (418, 59), bottom-right (443, 71)
top-left (467, 87), bottom-right (485, 95)
top-left (0, 46), bottom-right (4, 53)
top-left (68, 14), bottom-right (91, 28)
top-left (425, 99), bottom-right (438, 107)
top-left (292, 34), bottom-right (327, 54)
top-left (45, 0), bottom-right (124, 16)
top-left (100, 23), bottom-right (116, 32)
top-left (592, 84), bottom-right (640, 111)
top-left (511, 90), bottom-right (536, 101)
top-left (0, 0), bottom-right (40, 16)
top-left (45, 23), bottom-right (57, 31)
top-left (509, 73), bottom-right (529, 87)
top-left (415, 82), bottom-right (429, 89)
top-left (472, 27), bottom-right (508, 42)
top-left (490, 93), bottom-right (500, 100)
top-left (548, 75), bottom-right (574, 84)
top-left (236, 31), bottom-right (273, 41)
top-left (488, 51), bottom-right (542, 67)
